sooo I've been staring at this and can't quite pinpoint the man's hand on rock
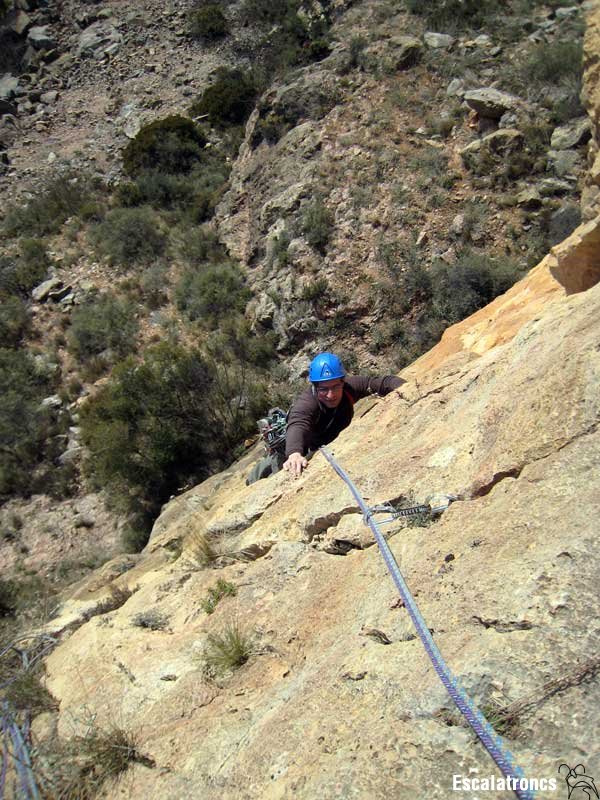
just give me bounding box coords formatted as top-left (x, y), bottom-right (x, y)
top-left (283, 452), bottom-right (307, 477)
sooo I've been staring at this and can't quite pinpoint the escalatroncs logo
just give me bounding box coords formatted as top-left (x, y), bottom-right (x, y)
top-left (558, 763), bottom-right (599, 800)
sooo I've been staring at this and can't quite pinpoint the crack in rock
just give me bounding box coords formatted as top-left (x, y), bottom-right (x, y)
top-left (472, 615), bottom-right (534, 632)
top-left (207, 493), bottom-right (284, 537)
top-left (302, 506), bottom-right (360, 543)
top-left (472, 467), bottom-right (523, 498)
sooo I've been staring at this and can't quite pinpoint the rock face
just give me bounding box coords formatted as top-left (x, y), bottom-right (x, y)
top-left (582, 1), bottom-right (600, 218)
top-left (44, 215), bottom-right (600, 798)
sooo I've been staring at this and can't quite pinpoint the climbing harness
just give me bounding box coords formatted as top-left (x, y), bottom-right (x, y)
top-left (257, 408), bottom-right (288, 455)
top-left (320, 447), bottom-right (535, 800)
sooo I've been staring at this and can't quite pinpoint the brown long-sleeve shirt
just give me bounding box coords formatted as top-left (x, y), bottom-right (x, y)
top-left (285, 375), bottom-right (404, 457)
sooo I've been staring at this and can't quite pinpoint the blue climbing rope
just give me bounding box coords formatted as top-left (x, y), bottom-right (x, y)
top-left (0, 702), bottom-right (41, 800)
top-left (320, 447), bottom-right (535, 800)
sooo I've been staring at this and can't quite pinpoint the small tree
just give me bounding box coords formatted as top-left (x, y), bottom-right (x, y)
top-left (67, 293), bottom-right (138, 362)
top-left (190, 4), bottom-right (229, 40)
top-left (189, 68), bottom-right (257, 128)
top-left (80, 342), bottom-right (265, 524)
top-left (175, 262), bottom-right (252, 327)
top-left (91, 207), bottom-right (166, 267)
top-left (302, 198), bottom-right (334, 255)
top-left (122, 116), bottom-right (207, 177)
top-left (0, 296), bottom-right (30, 347)
top-left (0, 349), bottom-right (51, 497)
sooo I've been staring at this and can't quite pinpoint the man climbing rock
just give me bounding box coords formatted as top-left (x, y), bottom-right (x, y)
top-left (246, 352), bottom-right (404, 484)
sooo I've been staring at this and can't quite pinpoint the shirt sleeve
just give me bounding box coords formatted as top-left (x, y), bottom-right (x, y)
top-left (285, 388), bottom-right (320, 457)
top-left (345, 375), bottom-right (405, 399)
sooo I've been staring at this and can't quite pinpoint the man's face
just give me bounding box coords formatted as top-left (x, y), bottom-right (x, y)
top-left (314, 379), bottom-right (344, 408)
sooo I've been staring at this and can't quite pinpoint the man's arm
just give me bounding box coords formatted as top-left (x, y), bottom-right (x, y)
top-left (284, 388), bottom-right (319, 458)
top-left (283, 388), bottom-right (320, 477)
top-left (346, 375), bottom-right (405, 399)
top-left (283, 452), bottom-right (308, 477)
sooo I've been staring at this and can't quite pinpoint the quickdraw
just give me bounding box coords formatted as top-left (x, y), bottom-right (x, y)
top-left (364, 494), bottom-right (461, 525)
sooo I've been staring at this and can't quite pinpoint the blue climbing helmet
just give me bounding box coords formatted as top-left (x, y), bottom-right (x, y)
top-left (308, 352), bottom-right (346, 383)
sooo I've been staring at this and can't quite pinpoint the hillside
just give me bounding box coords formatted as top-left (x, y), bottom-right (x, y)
top-left (0, 0), bottom-right (599, 797)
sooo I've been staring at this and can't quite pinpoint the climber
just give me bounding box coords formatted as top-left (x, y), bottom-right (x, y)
top-left (246, 352), bottom-right (404, 484)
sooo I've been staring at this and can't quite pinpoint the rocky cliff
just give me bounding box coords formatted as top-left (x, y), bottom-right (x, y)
top-left (3, 1), bottom-right (599, 798)
top-left (38, 7), bottom-right (600, 791)
top-left (41, 262), bottom-right (600, 799)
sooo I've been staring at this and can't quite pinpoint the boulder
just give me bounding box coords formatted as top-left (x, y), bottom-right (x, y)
top-left (424, 32), bottom-right (455, 49)
top-left (446, 78), bottom-right (465, 97)
top-left (516, 187), bottom-right (543, 209)
top-left (550, 118), bottom-right (591, 150)
top-left (58, 446), bottom-right (84, 465)
top-left (464, 88), bottom-right (523, 119)
top-left (387, 35), bottom-right (423, 69)
top-left (0, 74), bottom-right (20, 101)
top-left (27, 26), bottom-right (57, 50)
top-left (40, 395), bottom-right (63, 410)
top-left (9, 10), bottom-right (32, 35)
top-left (483, 128), bottom-right (524, 153)
top-left (40, 90), bottom-right (59, 105)
top-left (32, 277), bottom-right (63, 302)
top-left (547, 149), bottom-right (581, 178)
top-left (538, 178), bottom-right (573, 196)
top-left (0, 99), bottom-right (17, 116)
top-left (76, 21), bottom-right (123, 57)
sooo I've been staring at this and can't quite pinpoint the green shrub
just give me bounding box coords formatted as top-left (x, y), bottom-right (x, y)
top-left (3, 173), bottom-right (97, 238)
top-left (203, 622), bottom-right (254, 674)
top-left (118, 162), bottom-right (229, 221)
top-left (91, 206), bottom-right (166, 266)
top-left (132, 609), bottom-right (169, 630)
top-left (241, 0), bottom-right (297, 23)
top-left (430, 251), bottom-right (522, 324)
top-left (177, 225), bottom-right (226, 266)
top-left (4, 669), bottom-right (57, 713)
top-left (207, 316), bottom-right (277, 368)
top-left (301, 277), bottom-right (328, 302)
top-left (17, 237), bottom-right (50, 290)
top-left (33, 721), bottom-right (153, 799)
top-left (0, 295), bottom-right (30, 347)
top-left (175, 262), bottom-right (252, 326)
top-left (67, 293), bottom-right (138, 362)
top-left (116, 171), bottom-right (195, 210)
top-left (0, 256), bottom-right (19, 297)
top-left (347, 35), bottom-right (367, 71)
top-left (504, 37), bottom-right (584, 123)
top-left (190, 3), bottom-right (229, 40)
top-left (405, 0), bottom-right (501, 30)
top-left (302, 198), bottom-right (334, 254)
top-left (524, 39), bottom-right (582, 85)
top-left (139, 263), bottom-right (169, 309)
top-left (189, 68), bottom-right (257, 128)
top-left (0, 578), bottom-right (20, 617)
top-left (121, 524), bottom-right (151, 554)
top-left (183, 531), bottom-right (219, 568)
top-left (0, 245), bottom-right (49, 300)
top-left (0, 349), bottom-right (51, 498)
top-left (252, 113), bottom-right (289, 146)
top-left (122, 116), bottom-right (207, 177)
top-left (201, 579), bottom-right (237, 614)
top-left (80, 342), bottom-right (264, 522)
